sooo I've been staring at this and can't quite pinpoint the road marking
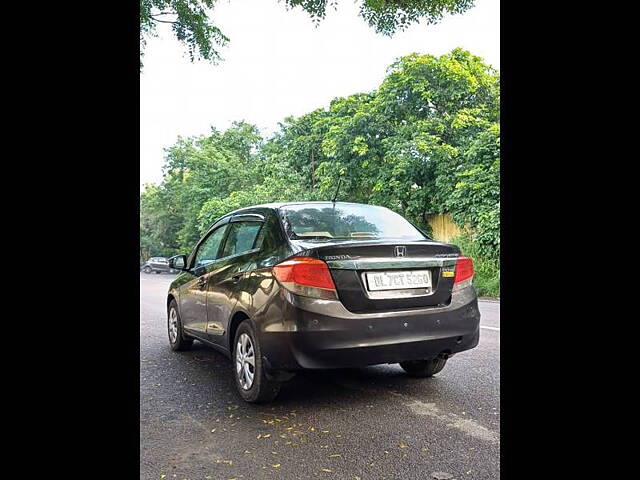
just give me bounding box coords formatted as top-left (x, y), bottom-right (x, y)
top-left (480, 325), bottom-right (500, 331)
top-left (404, 399), bottom-right (499, 444)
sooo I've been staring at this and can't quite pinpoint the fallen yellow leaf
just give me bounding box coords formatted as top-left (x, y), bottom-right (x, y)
top-left (321, 468), bottom-right (333, 473)
top-left (272, 464), bottom-right (281, 468)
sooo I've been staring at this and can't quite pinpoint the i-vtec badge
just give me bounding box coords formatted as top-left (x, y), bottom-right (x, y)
top-left (394, 246), bottom-right (407, 257)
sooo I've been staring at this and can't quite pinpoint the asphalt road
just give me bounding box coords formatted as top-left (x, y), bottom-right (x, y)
top-left (140, 273), bottom-right (500, 480)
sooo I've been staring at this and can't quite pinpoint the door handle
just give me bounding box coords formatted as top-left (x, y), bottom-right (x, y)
top-left (196, 277), bottom-right (207, 288)
top-left (230, 273), bottom-right (243, 284)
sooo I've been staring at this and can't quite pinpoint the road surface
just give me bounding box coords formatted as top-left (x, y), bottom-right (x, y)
top-left (140, 273), bottom-right (500, 480)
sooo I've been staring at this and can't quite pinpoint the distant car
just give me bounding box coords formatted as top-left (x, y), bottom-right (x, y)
top-left (166, 201), bottom-right (480, 403)
top-left (141, 257), bottom-right (170, 274)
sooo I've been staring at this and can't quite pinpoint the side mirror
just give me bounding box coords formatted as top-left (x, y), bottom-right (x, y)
top-left (168, 254), bottom-right (188, 271)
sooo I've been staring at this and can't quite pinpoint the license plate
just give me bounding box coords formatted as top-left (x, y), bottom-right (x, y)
top-left (365, 270), bottom-right (432, 291)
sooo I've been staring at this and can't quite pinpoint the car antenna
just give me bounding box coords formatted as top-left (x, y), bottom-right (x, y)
top-left (332, 178), bottom-right (342, 204)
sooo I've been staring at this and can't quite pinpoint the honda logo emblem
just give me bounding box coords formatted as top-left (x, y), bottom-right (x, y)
top-left (394, 246), bottom-right (406, 257)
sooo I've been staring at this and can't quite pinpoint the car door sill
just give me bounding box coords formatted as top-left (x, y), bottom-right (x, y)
top-left (183, 328), bottom-right (231, 358)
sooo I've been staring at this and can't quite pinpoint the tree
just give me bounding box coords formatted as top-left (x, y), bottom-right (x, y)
top-left (140, 0), bottom-right (476, 69)
top-left (140, 0), bottom-right (229, 69)
top-left (285, 0), bottom-right (475, 35)
top-left (141, 48), bottom-right (499, 260)
top-left (263, 48), bottom-right (499, 255)
top-left (140, 121), bottom-right (265, 253)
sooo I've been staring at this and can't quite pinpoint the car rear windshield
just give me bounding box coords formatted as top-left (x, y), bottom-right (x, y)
top-left (280, 203), bottom-right (427, 241)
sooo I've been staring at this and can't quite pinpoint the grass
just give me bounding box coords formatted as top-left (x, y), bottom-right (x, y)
top-left (450, 234), bottom-right (500, 298)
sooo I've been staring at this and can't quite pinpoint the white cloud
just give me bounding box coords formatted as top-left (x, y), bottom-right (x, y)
top-left (140, 0), bottom-right (500, 189)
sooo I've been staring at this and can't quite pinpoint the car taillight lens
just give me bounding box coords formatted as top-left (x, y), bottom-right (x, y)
top-left (453, 256), bottom-right (474, 290)
top-left (272, 257), bottom-right (338, 300)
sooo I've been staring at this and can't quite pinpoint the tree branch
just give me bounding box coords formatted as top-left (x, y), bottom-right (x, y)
top-left (150, 15), bottom-right (178, 24)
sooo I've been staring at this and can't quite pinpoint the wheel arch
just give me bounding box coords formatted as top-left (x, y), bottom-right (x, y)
top-left (167, 293), bottom-right (177, 312)
top-left (228, 309), bottom-right (251, 352)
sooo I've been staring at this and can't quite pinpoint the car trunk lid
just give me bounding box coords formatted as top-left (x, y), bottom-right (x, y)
top-left (292, 240), bottom-right (460, 313)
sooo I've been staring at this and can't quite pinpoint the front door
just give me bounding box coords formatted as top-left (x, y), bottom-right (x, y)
top-left (205, 219), bottom-right (264, 345)
top-left (179, 223), bottom-right (229, 334)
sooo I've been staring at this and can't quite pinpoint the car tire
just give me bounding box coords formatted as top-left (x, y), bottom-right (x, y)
top-left (168, 300), bottom-right (193, 351)
top-left (233, 320), bottom-right (281, 403)
top-left (143, 266), bottom-right (152, 274)
top-left (399, 357), bottom-right (448, 377)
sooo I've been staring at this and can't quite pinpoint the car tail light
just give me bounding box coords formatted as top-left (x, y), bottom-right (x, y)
top-left (453, 256), bottom-right (474, 291)
top-left (272, 256), bottom-right (338, 300)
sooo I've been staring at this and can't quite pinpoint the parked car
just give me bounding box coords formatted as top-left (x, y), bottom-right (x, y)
top-left (167, 202), bottom-right (480, 402)
top-left (141, 257), bottom-right (170, 274)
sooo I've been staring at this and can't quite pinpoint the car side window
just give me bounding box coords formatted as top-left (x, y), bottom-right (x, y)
top-left (194, 225), bottom-right (229, 268)
top-left (221, 221), bottom-right (263, 258)
top-left (256, 213), bottom-right (281, 253)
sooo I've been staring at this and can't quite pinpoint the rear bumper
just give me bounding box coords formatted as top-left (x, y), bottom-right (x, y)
top-left (259, 285), bottom-right (481, 370)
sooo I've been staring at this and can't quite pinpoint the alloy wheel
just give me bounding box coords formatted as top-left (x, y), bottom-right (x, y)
top-left (235, 333), bottom-right (255, 390)
top-left (168, 308), bottom-right (178, 344)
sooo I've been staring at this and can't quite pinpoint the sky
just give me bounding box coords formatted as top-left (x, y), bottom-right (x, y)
top-left (140, 0), bottom-right (500, 190)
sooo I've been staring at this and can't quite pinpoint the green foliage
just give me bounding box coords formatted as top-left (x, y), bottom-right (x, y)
top-left (196, 161), bottom-right (320, 234)
top-left (453, 233), bottom-right (500, 298)
top-left (140, 49), bottom-right (499, 282)
top-left (445, 124), bottom-right (500, 257)
top-left (140, 0), bottom-right (229, 69)
top-left (140, 121), bottom-right (265, 252)
top-left (284, 1), bottom-right (475, 34)
top-left (140, 0), bottom-right (476, 68)
top-left (261, 48), bottom-right (499, 255)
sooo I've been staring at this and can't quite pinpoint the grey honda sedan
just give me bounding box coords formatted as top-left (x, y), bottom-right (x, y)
top-left (167, 202), bottom-right (480, 402)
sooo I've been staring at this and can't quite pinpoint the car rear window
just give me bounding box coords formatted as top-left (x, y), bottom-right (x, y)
top-left (280, 203), bottom-right (426, 242)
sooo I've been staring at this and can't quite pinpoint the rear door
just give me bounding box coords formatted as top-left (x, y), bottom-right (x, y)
top-left (204, 214), bottom-right (265, 345)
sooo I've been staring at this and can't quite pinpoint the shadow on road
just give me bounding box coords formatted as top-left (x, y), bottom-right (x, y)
top-left (169, 339), bottom-right (444, 412)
